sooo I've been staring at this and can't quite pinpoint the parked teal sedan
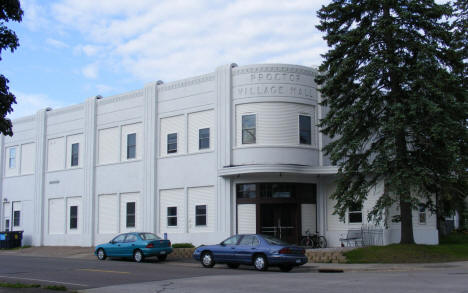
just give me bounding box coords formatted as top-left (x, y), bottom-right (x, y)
top-left (95, 232), bottom-right (172, 263)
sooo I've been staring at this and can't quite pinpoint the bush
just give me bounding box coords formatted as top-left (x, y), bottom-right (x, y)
top-left (172, 243), bottom-right (195, 248)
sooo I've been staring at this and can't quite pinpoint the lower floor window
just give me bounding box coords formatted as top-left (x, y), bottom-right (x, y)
top-left (69, 206), bottom-right (78, 229)
top-left (126, 202), bottom-right (136, 228)
top-left (13, 211), bottom-right (20, 227)
top-left (418, 204), bottom-right (426, 224)
top-left (195, 205), bottom-right (207, 226)
top-left (5, 219), bottom-right (9, 231)
top-left (348, 202), bottom-right (362, 223)
top-left (167, 207), bottom-right (177, 226)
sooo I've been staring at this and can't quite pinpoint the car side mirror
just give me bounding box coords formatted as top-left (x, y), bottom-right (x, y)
top-left (220, 242), bottom-right (225, 246)
top-left (109, 241), bottom-right (114, 244)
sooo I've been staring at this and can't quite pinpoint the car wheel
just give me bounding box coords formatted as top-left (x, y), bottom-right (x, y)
top-left (253, 254), bottom-right (268, 271)
top-left (201, 251), bottom-right (215, 268)
top-left (157, 254), bottom-right (167, 261)
top-left (227, 263), bottom-right (240, 269)
top-left (279, 265), bottom-right (293, 272)
top-left (97, 248), bottom-right (106, 261)
top-left (133, 249), bottom-right (144, 263)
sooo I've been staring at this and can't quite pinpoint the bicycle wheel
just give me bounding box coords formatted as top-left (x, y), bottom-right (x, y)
top-left (300, 237), bottom-right (311, 247)
top-left (311, 235), bottom-right (319, 248)
top-left (318, 236), bottom-right (327, 248)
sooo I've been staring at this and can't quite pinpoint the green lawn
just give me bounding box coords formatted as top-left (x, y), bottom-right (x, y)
top-left (344, 232), bottom-right (468, 263)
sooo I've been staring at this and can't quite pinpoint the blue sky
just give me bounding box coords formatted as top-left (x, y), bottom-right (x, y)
top-left (2, 0), bottom-right (331, 119)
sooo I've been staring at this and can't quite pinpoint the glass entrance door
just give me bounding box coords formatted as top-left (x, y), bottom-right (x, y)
top-left (260, 204), bottom-right (297, 244)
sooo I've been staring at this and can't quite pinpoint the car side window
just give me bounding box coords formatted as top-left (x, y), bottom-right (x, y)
top-left (125, 234), bottom-right (137, 243)
top-left (112, 234), bottom-right (126, 243)
top-left (222, 235), bottom-right (240, 245)
top-left (239, 235), bottom-right (259, 246)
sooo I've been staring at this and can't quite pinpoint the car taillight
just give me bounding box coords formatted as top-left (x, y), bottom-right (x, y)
top-left (168, 241), bottom-right (171, 247)
top-left (279, 248), bottom-right (291, 254)
top-left (146, 243), bottom-right (154, 248)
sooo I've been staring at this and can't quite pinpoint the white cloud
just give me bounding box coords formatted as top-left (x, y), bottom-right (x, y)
top-left (46, 38), bottom-right (69, 49)
top-left (82, 63), bottom-right (99, 79)
top-left (7, 91), bottom-right (66, 120)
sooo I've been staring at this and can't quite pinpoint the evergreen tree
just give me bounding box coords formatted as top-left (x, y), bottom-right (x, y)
top-left (316, 0), bottom-right (468, 243)
top-left (0, 0), bottom-right (23, 136)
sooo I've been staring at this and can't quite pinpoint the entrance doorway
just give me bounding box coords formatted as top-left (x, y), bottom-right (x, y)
top-left (260, 204), bottom-right (297, 244)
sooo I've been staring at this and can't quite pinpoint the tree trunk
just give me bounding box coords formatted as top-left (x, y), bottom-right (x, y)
top-left (400, 196), bottom-right (415, 244)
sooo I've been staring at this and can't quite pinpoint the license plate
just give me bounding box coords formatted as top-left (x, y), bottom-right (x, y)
top-left (296, 259), bottom-right (301, 264)
top-left (160, 251), bottom-right (166, 254)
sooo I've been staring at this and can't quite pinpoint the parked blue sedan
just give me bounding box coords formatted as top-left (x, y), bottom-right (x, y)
top-left (95, 232), bottom-right (172, 263)
top-left (193, 234), bottom-right (307, 272)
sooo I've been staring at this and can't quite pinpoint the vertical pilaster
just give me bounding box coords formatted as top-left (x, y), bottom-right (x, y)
top-left (33, 109), bottom-right (47, 246)
top-left (216, 63), bottom-right (236, 234)
top-left (83, 97), bottom-right (98, 246)
top-left (142, 82), bottom-right (158, 233)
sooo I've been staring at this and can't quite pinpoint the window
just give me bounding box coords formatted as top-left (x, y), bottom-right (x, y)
top-left (299, 115), bottom-right (312, 145)
top-left (418, 204), bottom-right (426, 224)
top-left (125, 234), bottom-right (137, 242)
top-left (236, 184), bottom-right (256, 199)
top-left (126, 202), bottom-right (136, 228)
top-left (195, 205), bottom-right (207, 226)
top-left (127, 133), bottom-right (136, 159)
top-left (348, 202), bottom-right (362, 223)
top-left (167, 133), bottom-right (177, 154)
top-left (167, 207), bottom-right (177, 226)
top-left (242, 114), bottom-right (256, 144)
top-left (112, 234), bottom-right (126, 243)
top-left (239, 235), bottom-right (259, 246)
top-left (69, 206), bottom-right (78, 229)
top-left (222, 235), bottom-right (240, 245)
top-left (5, 219), bottom-right (10, 231)
top-left (199, 128), bottom-right (210, 150)
top-left (13, 211), bottom-right (20, 227)
top-left (71, 143), bottom-right (79, 167)
top-left (9, 148), bottom-right (16, 169)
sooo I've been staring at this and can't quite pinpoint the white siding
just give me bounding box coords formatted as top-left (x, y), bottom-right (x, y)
top-left (188, 186), bottom-right (215, 232)
top-left (49, 198), bottom-right (65, 235)
top-left (98, 194), bottom-right (118, 234)
top-left (188, 110), bottom-right (214, 153)
top-left (160, 115), bottom-right (185, 157)
top-left (66, 197), bottom-right (81, 234)
top-left (98, 127), bottom-right (120, 165)
top-left (47, 137), bottom-right (65, 171)
top-left (301, 204), bottom-right (316, 236)
top-left (5, 146), bottom-right (19, 177)
top-left (66, 134), bottom-right (83, 168)
top-left (120, 192), bottom-right (140, 232)
top-left (237, 204), bottom-right (256, 234)
top-left (236, 102), bottom-right (316, 147)
top-left (159, 189), bottom-right (185, 233)
top-left (20, 143), bottom-right (35, 175)
top-left (121, 123), bottom-right (142, 161)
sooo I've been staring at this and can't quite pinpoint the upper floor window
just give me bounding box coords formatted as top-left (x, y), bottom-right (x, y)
top-left (167, 133), bottom-right (177, 154)
top-left (126, 202), bottom-right (136, 228)
top-left (69, 206), bottom-right (78, 229)
top-left (348, 202), bottom-right (362, 223)
top-left (71, 143), bottom-right (79, 167)
top-left (242, 114), bottom-right (256, 144)
top-left (127, 133), bottom-right (136, 159)
top-left (199, 128), bottom-right (210, 150)
top-left (9, 148), bottom-right (16, 169)
top-left (299, 115), bottom-right (311, 145)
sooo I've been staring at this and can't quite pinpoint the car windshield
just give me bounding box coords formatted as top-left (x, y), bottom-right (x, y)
top-left (261, 234), bottom-right (290, 246)
top-left (139, 233), bottom-right (161, 240)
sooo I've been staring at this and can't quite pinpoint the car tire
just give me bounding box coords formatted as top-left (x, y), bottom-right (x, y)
top-left (157, 254), bottom-right (167, 261)
top-left (97, 248), bottom-right (106, 261)
top-left (227, 263), bottom-right (240, 269)
top-left (253, 254), bottom-right (268, 271)
top-left (201, 251), bottom-right (215, 268)
top-left (133, 249), bottom-right (144, 263)
top-left (279, 265), bottom-right (293, 272)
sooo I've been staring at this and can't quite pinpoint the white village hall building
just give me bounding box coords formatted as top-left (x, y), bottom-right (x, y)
top-left (0, 63), bottom-right (438, 247)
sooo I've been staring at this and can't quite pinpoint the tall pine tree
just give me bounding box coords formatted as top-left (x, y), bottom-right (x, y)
top-left (316, 0), bottom-right (468, 244)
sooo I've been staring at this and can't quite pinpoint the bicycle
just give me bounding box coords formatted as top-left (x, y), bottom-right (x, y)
top-left (300, 229), bottom-right (327, 248)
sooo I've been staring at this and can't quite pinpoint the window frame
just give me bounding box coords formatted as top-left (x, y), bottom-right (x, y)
top-left (9, 147), bottom-right (16, 169)
top-left (71, 143), bottom-right (79, 167)
top-left (195, 205), bottom-right (207, 226)
top-left (126, 202), bottom-right (136, 228)
top-left (198, 128), bottom-right (210, 150)
top-left (298, 114), bottom-right (312, 145)
top-left (69, 205), bottom-right (78, 230)
top-left (241, 114), bottom-right (257, 145)
top-left (167, 206), bottom-right (177, 227)
top-left (126, 133), bottom-right (137, 159)
top-left (13, 210), bottom-right (20, 227)
top-left (167, 133), bottom-right (178, 154)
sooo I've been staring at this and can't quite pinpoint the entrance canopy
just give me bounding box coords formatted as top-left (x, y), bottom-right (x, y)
top-left (219, 164), bottom-right (338, 177)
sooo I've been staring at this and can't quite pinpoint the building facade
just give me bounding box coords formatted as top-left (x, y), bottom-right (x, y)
top-left (0, 63), bottom-right (438, 247)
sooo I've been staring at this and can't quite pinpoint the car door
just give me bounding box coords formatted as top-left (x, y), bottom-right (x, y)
top-left (107, 234), bottom-right (126, 256)
top-left (122, 234), bottom-right (138, 256)
top-left (213, 235), bottom-right (240, 263)
top-left (236, 235), bottom-right (260, 264)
